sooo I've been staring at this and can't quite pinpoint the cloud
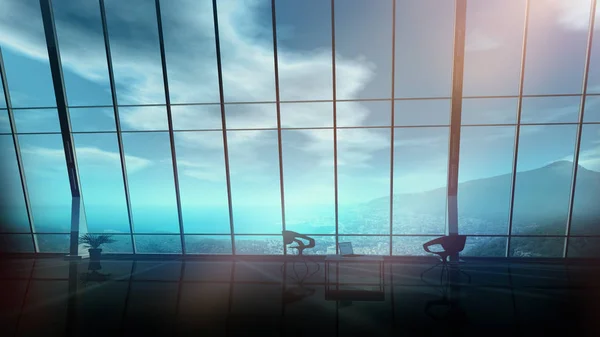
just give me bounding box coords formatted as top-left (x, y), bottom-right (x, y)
top-left (20, 146), bottom-right (152, 173)
top-left (558, 145), bottom-right (600, 171)
top-left (551, 0), bottom-right (600, 31)
top-left (0, 0), bottom-right (388, 183)
top-left (465, 29), bottom-right (501, 52)
top-left (177, 159), bottom-right (225, 183)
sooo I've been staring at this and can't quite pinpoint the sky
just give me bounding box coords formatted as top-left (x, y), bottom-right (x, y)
top-left (0, 0), bottom-right (599, 235)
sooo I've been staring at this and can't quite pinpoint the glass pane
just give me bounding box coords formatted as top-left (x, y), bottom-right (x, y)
top-left (512, 125), bottom-right (577, 235)
top-left (185, 235), bottom-right (232, 254)
top-left (461, 98), bottom-right (517, 125)
top-left (463, 0), bottom-right (526, 96)
top-left (335, 0), bottom-right (392, 99)
top-left (13, 109), bottom-right (61, 133)
top-left (134, 235), bottom-right (182, 254)
top-left (19, 135), bottom-right (72, 233)
top-left (567, 238), bottom-right (600, 258)
top-left (235, 236), bottom-right (283, 255)
top-left (0, 110), bottom-right (10, 133)
top-left (337, 101), bottom-right (391, 127)
top-left (393, 127), bottom-right (449, 234)
top-left (280, 102), bottom-right (332, 128)
top-left (282, 130), bottom-right (335, 235)
top-left (570, 124), bottom-right (600, 235)
top-left (338, 236), bottom-right (389, 255)
top-left (523, 0), bottom-right (592, 94)
top-left (294, 236), bottom-right (335, 255)
top-left (85, 233), bottom-right (132, 253)
top-left (227, 130), bottom-right (282, 234)
top-left (583, 95), bottom-right (600, 122)
top-left (459, 126), bottom-right (515, 235)
top-left (52, 0), bottom-right (112, 106)
top-left (217, 0), bottom-right (275, 102)
top-left (395, 0), bottom-right (454, 98)
top-left (338, 128), bottom-right (390, 234)
top-left (119, 106), bottom-right (168, 131)
top-left (161, 0), bottom-right (219, 104)
top-left (0, 135), bottom-right (30, 232)
top-left (588, 3), bottom-right (600, 93)
top-left (175, 131), bottom-right (230, 234)
top-left (0, 80), bottom-right (5, 108)
top-left (225, 104), bottom-right (277, 129)
top-left (69, 108), bottom-right (116, 132)
top-left (36, 234), bottom-right (71, 253)
top-left (276, 0), bottom-right (332, 101)
top-left (509, 237), bottom-right (564, 258)
top-left (0, 234), bottom-right (34, 253)
top-left (104, 0), bottom-right (165, 105)
top-left (392, 236), bottom-right (436, 256)
top-left (122, 132), bottom-right (179, 233)
top-left (394, 100), bottom-right (450, 126)
top-left (463, 237), bottom-right (507, 257)
top-left (172, 105), bottom-right (222, 130)
top-left (521, 96), bottom-right (580, 123)
top-left (0, 12), bottom-right (56, 108)
top-left (73, 133), bottom-right (131, 233)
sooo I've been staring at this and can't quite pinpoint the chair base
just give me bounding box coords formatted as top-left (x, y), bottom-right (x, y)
top-left (421, 260), bottom-right (471, 287)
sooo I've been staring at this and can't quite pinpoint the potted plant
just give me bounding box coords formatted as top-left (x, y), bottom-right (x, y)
top-left (79, 234), bottom-right (115, 261)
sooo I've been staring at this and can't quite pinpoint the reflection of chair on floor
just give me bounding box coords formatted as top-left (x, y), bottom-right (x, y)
top-left (282, 285), bottom-right (316, 305)
top-left (420, 235), bottom-right (471, 286)
top-left (283, 230), bottom-right (315, 255)
top-left (282, 231), bottom-right (319, 284)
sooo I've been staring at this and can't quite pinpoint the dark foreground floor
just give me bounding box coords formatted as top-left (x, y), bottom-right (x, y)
top-left (0, 257), bottom-right (599, 337)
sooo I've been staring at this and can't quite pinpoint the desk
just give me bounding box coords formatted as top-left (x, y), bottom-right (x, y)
top-left (324, 255), bottom-right (384, 301)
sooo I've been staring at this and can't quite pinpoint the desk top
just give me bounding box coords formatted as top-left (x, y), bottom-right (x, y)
top-left (325, 255), bottom-right (384, 262)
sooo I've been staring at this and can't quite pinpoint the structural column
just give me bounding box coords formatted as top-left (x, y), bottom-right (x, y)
top-left (446, 0), bottom-right (467, 237)
top-left (39, 0), bottom-right (87, 258)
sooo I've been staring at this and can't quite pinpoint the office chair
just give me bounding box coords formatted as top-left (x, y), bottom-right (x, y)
top-left (283, 230), bottom-right (315, 255)
top-left (282, 231), bottom-right (318, 285)
top-left (420, 235), bottom-right (471, 286)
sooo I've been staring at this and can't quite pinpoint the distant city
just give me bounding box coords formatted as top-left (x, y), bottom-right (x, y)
top-left (5, 161), bottom-right (599, 258)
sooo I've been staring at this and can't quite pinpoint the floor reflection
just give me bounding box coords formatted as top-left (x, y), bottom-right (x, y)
top-left (0, 258), bottom-right (599, 336)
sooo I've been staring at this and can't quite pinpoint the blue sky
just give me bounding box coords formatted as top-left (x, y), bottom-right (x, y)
top-left (1, 0), bottom-right (599, 235)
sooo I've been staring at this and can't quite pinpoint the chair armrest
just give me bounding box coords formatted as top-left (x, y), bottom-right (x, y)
top-left (423, 237), bottom-right (446, 254)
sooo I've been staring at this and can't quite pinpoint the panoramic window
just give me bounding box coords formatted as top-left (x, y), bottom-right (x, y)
top-left (0, 0), bottom-right (598, 257)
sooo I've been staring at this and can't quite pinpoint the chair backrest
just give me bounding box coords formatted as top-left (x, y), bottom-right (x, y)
top-left (282, 230), bottom-right (316, 253)
top-left (282, 230), bottom-right (297, 245)
top-left (440, 235), bottom-right (467, 254)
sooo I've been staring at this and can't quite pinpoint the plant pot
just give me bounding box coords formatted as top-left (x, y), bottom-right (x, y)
top-left (89, 248), bottom-right (102, 261)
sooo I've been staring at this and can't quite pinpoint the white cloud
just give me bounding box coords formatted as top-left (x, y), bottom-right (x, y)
top-left (20, 146), bottom-right (151, 173)
top-left (465, 29), bottom-right (501, 52)
top-left (551, 0), bottom-right (600, 31)
top-left (576, 144), bottom-right (600, 171)
top-left (177, 159), bottom-right (225, 183)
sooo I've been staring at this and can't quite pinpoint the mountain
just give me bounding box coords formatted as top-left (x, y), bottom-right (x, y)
top-left (364, 161), bottom-right (600, 235)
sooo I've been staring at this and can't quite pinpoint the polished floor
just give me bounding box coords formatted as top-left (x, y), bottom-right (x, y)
top-left (0, 257), bottom-right (599, 337)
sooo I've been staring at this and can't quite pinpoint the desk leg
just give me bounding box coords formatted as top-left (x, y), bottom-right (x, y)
top-left (336, 262), bottom-right (339, 291)
top-left (325, 261), bottom-right (329, 292)
top-left (380, 261), bottom-right (384, 291)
